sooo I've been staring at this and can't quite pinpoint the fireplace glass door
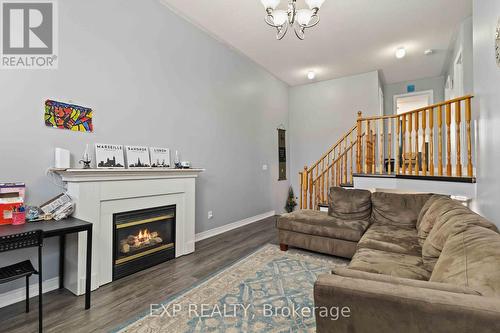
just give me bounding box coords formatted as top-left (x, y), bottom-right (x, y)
top-left (113, 205), bottom-right (175, 279)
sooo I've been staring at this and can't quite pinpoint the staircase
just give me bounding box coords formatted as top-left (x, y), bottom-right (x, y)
top-left (299, 95), bottom-right (475, 210)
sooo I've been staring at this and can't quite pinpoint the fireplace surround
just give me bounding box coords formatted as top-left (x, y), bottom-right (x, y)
top-left (52, 168), bottom-right (203, 295)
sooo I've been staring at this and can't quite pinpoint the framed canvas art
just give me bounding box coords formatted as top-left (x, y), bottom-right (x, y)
top-left (125, 146), bottom-right (151, 168)
top-left (95, 144), bottom-right (125, 168)
top-left (45, 100), bottom-right (93, 132)
top-left (150, 147), bottom-right (171, 168)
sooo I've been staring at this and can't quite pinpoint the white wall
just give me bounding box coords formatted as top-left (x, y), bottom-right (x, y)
top-left (445, 16), bottom-right (474, 95)
top-left (473, 0), bottom-right (500, 227)
top-left (289, 71), bottom-right (381, 194)
top-left (383, 76), bottom-right (445, 115)
top-left (0, 0), bottom-right (289, 293)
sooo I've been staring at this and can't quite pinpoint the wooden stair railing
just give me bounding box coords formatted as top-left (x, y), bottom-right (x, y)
top-left (300, 95), bottom-right (475, 210)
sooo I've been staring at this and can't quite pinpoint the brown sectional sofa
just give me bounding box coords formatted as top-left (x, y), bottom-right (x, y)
top-left (276, 187), bottom-right (500, 332)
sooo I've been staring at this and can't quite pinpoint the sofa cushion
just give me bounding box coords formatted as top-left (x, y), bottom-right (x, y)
top-left (349, 247), bottom-right (431, 280)
top-left (422, 205), bottom-right (498, 271)
top-left (277, 210), bottom-right (370, 242)
top-left (417, 195), bottom-right (455, 246)
top-left (328, 187), bottom-right (372, 221)
top-left (430, 226), bottom-right (500, 297)
top-left (371, 192), bottom-right (433, 228)
top-left (357, 223), bottom-right (421, 255)
top-left (332, 267), bottom-right (481, 295)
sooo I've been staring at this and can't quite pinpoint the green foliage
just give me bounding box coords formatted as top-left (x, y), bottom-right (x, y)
top-left (284, 186), bottom-right (297, 213)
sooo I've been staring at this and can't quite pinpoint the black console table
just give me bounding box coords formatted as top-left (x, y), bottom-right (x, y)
top-left (0, 217), bottom-right (93, 309)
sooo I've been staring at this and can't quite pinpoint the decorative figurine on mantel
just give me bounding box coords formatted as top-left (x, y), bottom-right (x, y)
top-left (174, 150), bottom-right (181, 168)
top-left (79, 144), bottom-right (92, 169)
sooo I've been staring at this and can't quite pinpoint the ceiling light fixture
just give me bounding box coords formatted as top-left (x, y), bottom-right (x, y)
top-left (307, 71), bottom-right (316, 80)
top-left (424, 49), bottom-right (434, 55)
top-left (395, 47), bottom-right (407, 59)
top-left (260, 0), bottom-right (325, 40)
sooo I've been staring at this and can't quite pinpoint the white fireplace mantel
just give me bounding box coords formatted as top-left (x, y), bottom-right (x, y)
top-left (53, 168), bottom-right (205, 182)
top-left (51, 168), bottom-right (204, 295)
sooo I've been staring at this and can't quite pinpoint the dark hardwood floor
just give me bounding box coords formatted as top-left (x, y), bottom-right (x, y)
top-left (0, 216), bottom-right (278, 333)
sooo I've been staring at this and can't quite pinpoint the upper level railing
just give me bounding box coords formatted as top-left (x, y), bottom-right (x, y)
top-left (300, 95), bottom-right (475, 210)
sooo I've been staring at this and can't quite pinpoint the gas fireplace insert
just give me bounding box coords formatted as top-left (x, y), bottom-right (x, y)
top-left (113, 205), bottom-right (175, 280)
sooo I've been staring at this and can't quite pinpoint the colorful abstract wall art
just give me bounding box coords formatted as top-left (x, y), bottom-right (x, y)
top-left (44, 100), bottom-right (93, 132)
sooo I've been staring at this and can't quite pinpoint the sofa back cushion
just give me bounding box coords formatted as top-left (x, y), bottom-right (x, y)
top-left (417, 195), bottom-right (453, 246)
top-left (328, 187), bottom-right (372, 221)
top-left (371, 192), bottom-right (433, 228)
top-left (422, 205), bottom-right (499, 271)
top-left (430, 225), bottom-right (500, 297)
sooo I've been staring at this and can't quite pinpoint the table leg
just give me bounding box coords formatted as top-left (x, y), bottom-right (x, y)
top-left (85, 225), bottom-right (92, 310)
top-left (59, 235), bottom-right (65, 289)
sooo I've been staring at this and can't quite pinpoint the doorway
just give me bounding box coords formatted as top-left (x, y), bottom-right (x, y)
top-left (393, 90), bottom-right (434, 172)
top-left (394, 90), bottom-right (434, 115)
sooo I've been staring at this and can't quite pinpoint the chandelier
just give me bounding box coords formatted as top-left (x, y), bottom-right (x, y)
top-left (260, 0), bottom-right (325, 40)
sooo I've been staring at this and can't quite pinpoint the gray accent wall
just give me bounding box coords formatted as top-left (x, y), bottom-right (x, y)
top-left (473, 0), bottom-right (500, 227)
top-left (383, 76), bottom-right (445, 116)
top-left (289, 71), bottom-right (381, 194)
top-left (0, 0), bottom-right (289, 293)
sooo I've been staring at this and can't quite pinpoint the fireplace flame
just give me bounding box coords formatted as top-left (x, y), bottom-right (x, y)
top-left (121, 228), bottom-right (162, 254)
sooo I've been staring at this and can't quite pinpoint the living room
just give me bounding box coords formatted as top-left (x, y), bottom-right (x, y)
top-left (0, 0), bottom-right (499, 332)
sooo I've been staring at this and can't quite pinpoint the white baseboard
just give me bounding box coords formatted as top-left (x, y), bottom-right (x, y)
top-left (0, 277), bottom-right (59, 309)
top-left (195, 210), bottom-right (275, 242)
top-left (0, 211), bottom-right (275, 308)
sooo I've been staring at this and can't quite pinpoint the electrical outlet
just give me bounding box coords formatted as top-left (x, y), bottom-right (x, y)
top-left (208, 211), bottom-right (213, 219)
top-left (262, 164), bottom-right (268, 171)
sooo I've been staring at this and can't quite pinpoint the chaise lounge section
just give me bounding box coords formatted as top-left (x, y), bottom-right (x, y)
top-left (277, 188), bottom-right (372, 258)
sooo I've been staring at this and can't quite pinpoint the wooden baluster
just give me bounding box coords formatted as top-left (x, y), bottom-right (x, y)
top-left (438, 105), bottom-right (443, 176)
top-left (356, 111), bottom-right (363, 173)
top-left (446, 103), bottom-right (452, 176)
top-left (308, 168), bottom-right (313, 209)
top-left (317, 169), bottom-right (320, 207)
top-left (408, 113), bottom-right (413, 174)
top-left (302, 166), bottom-right (308, 209)
top-left (384, 118), bottom-right (392, 174)
top-left (315, 167), bottom-right (320, 209)
top-left (429, 107), bottom-right (435, 176)
top-left (350, 132), bottom-right (354, 183)
top-left (415, 112), bottom-right (420, 176)
top-left (320, 160), bottom-right (324, 203)
top-left (326, 153), bottom-right (331, 190)
top-left (329, 154), bottom-right (335, 187)
top-left (388, 118), bottom-right (392, 174)
top-left (396, 116), bottom-right (400, 174)
top-left (338, 146), bottom-right (342, 185)
top-left (371, 130), bottom-right (376, 174)
top-left (455, 101), bottom-right (462, 177)
top-left (365, 120), bottom-right (371, 173)
top-left (312, 171), bottom-right (316, 209)
top-left (401, 114), bottom-right (407, 174)
top-left (422, 109), bottom-right (427, 176)
top-left (466, 97), bottom-right (473, 177)
top-left (379, 118), bottom-right (384, 174)
top-left (342, 137), bottom-right (347, 184)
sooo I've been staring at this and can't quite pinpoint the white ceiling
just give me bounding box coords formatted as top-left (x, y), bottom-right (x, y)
top-left (160, 0), bottom-right (472, 86)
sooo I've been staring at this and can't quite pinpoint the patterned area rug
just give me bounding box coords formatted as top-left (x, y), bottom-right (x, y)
top-left (116, 244), bottom-right (348, 333)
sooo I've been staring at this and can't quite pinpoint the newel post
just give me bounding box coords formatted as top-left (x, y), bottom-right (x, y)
top-left (302, 166), bottom-right (308, 209)
top-left (356, 111), bottom-right (363, 174)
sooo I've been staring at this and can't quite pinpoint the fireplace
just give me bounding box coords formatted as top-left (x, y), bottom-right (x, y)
top-left (113, 205), bottom-right (175, 280)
